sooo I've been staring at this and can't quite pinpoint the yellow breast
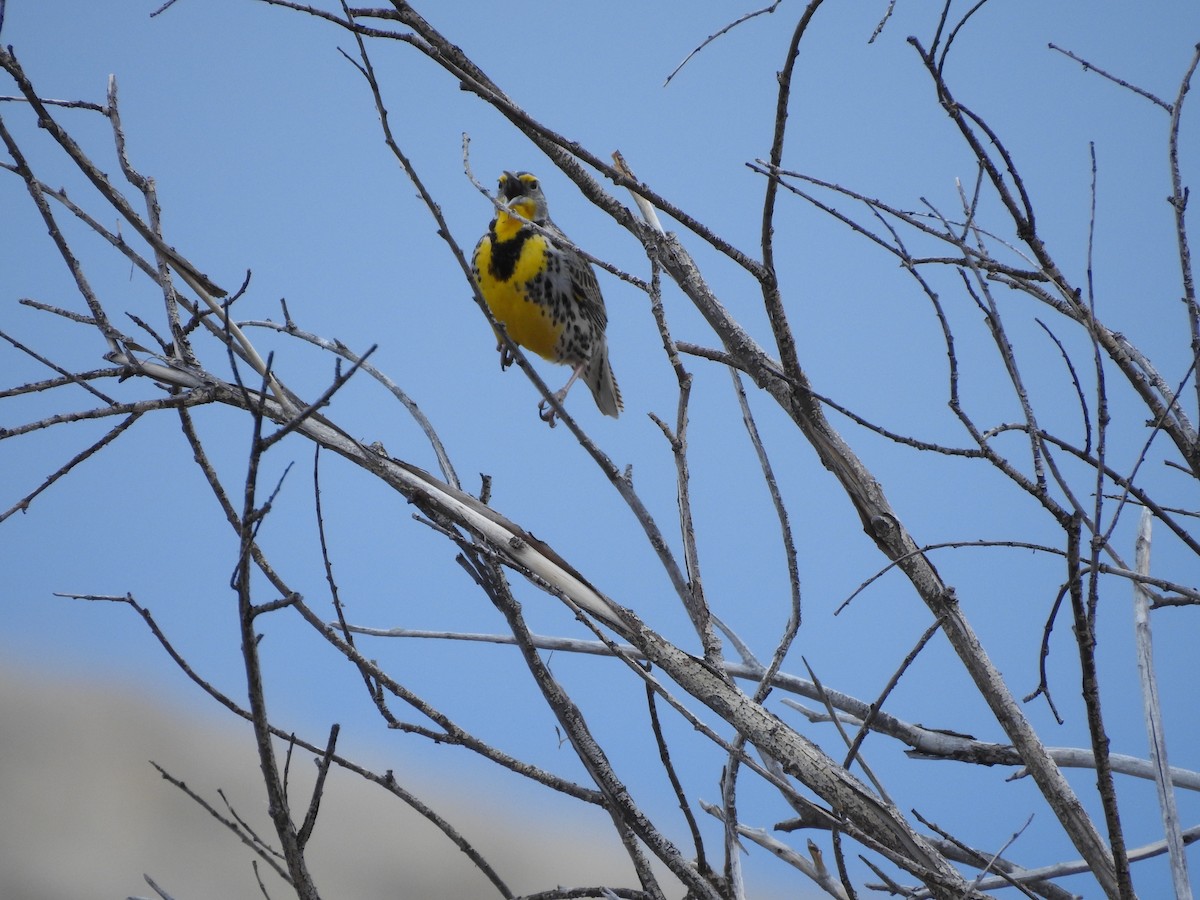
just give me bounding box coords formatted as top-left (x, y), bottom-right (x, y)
top-left (475, 222), bottom-right (563, 361)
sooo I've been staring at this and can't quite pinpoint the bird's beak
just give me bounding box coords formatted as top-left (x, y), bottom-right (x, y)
top-left (499, 171), bottom-right (526, 204)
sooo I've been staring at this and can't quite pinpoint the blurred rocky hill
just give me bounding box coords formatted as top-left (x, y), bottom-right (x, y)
top-left (0, 664), bottom-right (643, 899)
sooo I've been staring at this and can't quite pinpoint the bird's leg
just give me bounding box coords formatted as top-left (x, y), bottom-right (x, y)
top-left (497, 342), bottom-right (515, 370)
top-left (538, 361), bottom-right (586, 427)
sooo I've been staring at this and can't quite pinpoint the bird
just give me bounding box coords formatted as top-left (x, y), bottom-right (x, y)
top-left (471, 171), bottom-right (622, 424)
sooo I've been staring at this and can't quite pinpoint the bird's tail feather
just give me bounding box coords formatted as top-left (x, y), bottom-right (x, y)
top-left (585, 348), bottom-right (622, 418)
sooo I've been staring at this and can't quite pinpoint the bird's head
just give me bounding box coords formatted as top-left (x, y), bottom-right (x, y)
top-left (497, 171), bottom-right (549, 223)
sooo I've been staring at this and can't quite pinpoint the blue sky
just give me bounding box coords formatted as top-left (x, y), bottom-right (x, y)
top-left (4, 2), bottom-right (1200, 897)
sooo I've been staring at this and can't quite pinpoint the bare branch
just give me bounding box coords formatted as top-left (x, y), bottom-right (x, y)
top-left (1048, 43), bottom-right (1173, 112)
top-left (149, 761), bottom-right (291, 884)
top-left (1132, 510), bottom-right (1192, 897)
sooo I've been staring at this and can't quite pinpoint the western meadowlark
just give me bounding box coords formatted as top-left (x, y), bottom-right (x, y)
top-left (471, 171), bottom-right (622, 423)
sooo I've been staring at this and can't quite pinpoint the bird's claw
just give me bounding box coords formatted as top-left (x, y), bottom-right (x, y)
top-left (537, 398), bottom-right (559, 427)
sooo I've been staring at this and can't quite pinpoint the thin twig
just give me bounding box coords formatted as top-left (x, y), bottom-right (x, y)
top-left (1048, 43), bottom-right (1172, 112)
top-left (1167, 44), bottom-right (1200, 428)
top-left (645, 683), bottom-right (713, 883)
top-left (0, 413), bottom-right (142, 522)
top-left (664, 2), bottom-right (783, 86)
top-left (149, 761), bottom-right (291, 884)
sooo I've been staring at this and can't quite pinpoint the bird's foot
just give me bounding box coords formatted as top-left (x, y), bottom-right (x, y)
top-left (537, 393), bottom-right (566, 428)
